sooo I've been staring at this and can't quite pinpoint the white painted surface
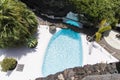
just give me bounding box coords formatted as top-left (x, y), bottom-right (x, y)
top-left (81, 34), bottom-right (118, 66)
top-left (0, 25), bottom-right (53, 80)
top-left (104, 30), bottom-right (120, 49)
top-left (0, 25), bottom-right (118, 80)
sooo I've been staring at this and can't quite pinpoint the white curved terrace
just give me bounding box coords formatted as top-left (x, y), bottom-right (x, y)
top-left (104, 30), bottom-right (120, 50)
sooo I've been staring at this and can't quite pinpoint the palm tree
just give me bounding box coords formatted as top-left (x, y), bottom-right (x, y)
top-left (95, 19), bottom-right (111, 42)
top-left (0, 0), bottom-right (38, 48)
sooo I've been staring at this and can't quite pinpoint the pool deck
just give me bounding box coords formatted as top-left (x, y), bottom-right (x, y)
top-left (0, 25), bottom-right (118, 80)
top-left (0, 25), bottom-right (53, 80)
top-left (81, 34), bottom-right (118, 65)
top-left (98, 30), bottom-right (120, 60)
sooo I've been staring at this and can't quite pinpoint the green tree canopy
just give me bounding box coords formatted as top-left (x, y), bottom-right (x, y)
top-left (69, 0), bottom-right (120, 26)
top-left (0, 0), bottom-right (38, 48)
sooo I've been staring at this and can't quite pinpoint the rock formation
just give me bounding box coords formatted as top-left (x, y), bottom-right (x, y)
top-left (36, 62), bottom-right (120, 80)
top-left (20, 0), bottom-right (74, 17)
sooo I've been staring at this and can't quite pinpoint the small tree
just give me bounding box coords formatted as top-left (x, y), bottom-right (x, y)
top-left (1, 58), bottom-right (17, 72)
top-left (95, 19), bottom-right (111, 42)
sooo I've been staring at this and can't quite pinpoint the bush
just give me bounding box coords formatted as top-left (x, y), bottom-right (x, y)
top-left (1, 58), bottom-right (17, 72)
top-left (69, 0), bottom-right (120, 26)
top-left (26, 37), bottom-right (38, 48)
top-left (0, 0), bottom-right (38, 48)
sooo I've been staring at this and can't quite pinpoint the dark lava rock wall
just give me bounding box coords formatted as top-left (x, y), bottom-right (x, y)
top-left (36, 62), bottom-right (120, 80)
top-left (82, 74), bottom-right (120, 80)
top-left (20, 0), bottom-right (74, 17)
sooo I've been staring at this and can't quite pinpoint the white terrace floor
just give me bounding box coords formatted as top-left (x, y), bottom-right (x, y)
top-left (104, 30), bottom-right (120, 50)
top-left (0, 25), bottom-right (119, 80)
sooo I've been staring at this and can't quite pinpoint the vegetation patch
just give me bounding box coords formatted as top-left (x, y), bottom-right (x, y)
top-left (26, 37), bottom-right (38, 48)
top-left (95, 19), bottom-right (111, 42)
top-left (0, 0), bottom-right (38, 48)
top-left (69, 0), bottom-right (120, 26)
top-left (1, 58), bottom-right (17, 72)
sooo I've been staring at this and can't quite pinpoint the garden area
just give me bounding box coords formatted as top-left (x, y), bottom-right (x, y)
top-left (0, 0), bottom-right (120, 48)
top-left (0, 0), bottom-right (39, 79)
top-left (21, 0), bottom-right (120, 42)
top-left (0, 0), bottom-right (120, 80)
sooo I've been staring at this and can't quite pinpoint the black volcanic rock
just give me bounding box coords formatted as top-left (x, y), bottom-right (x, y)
top-left (82, 74), bottom-right (120, 80)
top-left (36, 62), bottom-right (120, 80)
top-left (20, 0), bottom-right (74, 17)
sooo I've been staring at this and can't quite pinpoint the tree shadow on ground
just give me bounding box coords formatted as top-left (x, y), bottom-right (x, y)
top-left (0, 30), bottom-right (40, 60)
top-left (103, 30), bottom-right (111, 37)
top-left (6, 71), bottom-right (13, 77)
top-left (0, 46), bottom-right (37, 60)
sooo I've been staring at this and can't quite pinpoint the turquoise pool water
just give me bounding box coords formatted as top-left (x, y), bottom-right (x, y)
top-left (66, 20), bottom-right (80, 27)
top-left (42, 29), bottom-right (83, 77)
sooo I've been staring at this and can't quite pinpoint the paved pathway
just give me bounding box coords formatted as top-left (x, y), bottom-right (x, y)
top-left (98, 30), bottom-right (120, 60)
top-left (104, 30), bottom-right (120, 49)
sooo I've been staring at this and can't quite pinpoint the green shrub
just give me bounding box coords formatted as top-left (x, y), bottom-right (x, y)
top-left (1, 58), bottom-right (17, 72)
top-left (26, 37), bottom-right (38, 48)
top-left (69, 0), bottom-right (120, 26)
top-left (0, 0), bottom-right (38, 48)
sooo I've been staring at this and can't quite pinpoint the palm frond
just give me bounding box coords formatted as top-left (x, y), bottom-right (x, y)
top-left (0, 0), bottom-right (38, 48)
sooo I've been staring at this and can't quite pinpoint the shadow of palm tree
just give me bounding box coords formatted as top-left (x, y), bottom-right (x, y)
top-left (104, 30), bottom-right (111, 37)
top-left (0, 28), bottom-right (40, 60)
top-left (0, 46), bottom-right (37, 60)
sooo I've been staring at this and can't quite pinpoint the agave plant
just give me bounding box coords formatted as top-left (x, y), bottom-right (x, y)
top-left (26, 37), bottom-right (38, 48)
top-left (95, 19), bottom-right (111, 42)
top-left (0, 0), bottom-right (38, 48)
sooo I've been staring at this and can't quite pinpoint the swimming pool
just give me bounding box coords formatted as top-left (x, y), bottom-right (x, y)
top-left (42, 29), bottom-right (83, 77)
top-left (66, 20), bottom-right (80, 27)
